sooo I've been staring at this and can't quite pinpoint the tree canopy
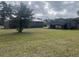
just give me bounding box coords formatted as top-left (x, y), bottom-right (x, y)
top-left (0, 1), bottom-right (34, 33)
top-left (15, 2), bottom-right (33, 33)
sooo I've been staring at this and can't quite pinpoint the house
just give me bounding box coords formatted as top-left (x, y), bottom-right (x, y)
top-left (30, 19), bottom-right (44, 28)
top-left (4, 18), bottom-right (44, 29)
top-left (49, 18), bottom-right (66, 29)
top-left (49, 18), bottom-right (79, 29)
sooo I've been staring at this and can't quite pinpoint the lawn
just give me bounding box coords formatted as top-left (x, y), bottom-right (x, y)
top-left (0, 28), bottom-right (79, 57)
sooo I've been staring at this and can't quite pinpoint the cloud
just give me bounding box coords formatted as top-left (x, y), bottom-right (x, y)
top-left (8, 1), bottom-right (79, 19)
top-left (43, 2), bottom-right (49, 9)
top-left (42, 1), bottom-right (57, 16)
top-left (34, 13), bottom-right (43, 18)
top-left (34, 5), bottom-right (39, 8)
top-left (58, 9), bottom-right (67, 15)
top-left (48, 9), bottom-right (57, 16)
top-left (47, 9), bottom-right (68, 18)
top-left (28, 1), bottom-right (32, 6)
top-left (63, 1), bottom-right (75, 5)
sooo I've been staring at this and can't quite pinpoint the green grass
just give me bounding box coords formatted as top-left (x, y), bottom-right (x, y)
top-left (0, 28), bottom-right (79, 56)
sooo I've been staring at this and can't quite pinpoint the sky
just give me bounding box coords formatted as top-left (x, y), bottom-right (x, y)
top-left (6, 1), bottom-right (79, 19)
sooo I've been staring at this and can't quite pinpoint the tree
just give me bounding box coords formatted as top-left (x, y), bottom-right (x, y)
top-left (0, 1), bottom-right (7, 25)
top-left (16, 2), bottom-right (33, 33)
top-left (0, 1), bottom-right (12, 25)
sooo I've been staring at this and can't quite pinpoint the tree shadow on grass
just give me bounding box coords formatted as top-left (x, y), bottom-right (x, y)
top-left (0, 32), bottom-right (34, 36)
top-left (0, 32), bottom-right (34, 42)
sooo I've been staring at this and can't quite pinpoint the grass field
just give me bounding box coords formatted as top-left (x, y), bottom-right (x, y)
top-left (0, 28), bottom-right (79, 56)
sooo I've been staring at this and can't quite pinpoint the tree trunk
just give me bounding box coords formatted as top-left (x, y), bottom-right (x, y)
top-left (17, 27), bottom-right (23, 33)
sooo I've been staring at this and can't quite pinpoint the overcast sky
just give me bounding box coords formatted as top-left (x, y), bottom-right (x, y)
top-left (7, 1), bottom-right (79, 19)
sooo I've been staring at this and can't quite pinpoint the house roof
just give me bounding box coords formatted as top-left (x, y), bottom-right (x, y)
top-left (50, 20), bottom-right (66, 25)
top-left (32, 19), bottom-right (43, 22)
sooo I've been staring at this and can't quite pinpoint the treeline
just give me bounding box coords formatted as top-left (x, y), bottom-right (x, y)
top-left (47, 17), bottom-right (79, 29)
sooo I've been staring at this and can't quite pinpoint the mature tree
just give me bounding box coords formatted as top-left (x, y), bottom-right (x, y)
top-left (0, 1), bottom-right (12, 25)
top-left (0, 1), bottom-right (7, 25)
top-left (16, 2), bottom-right (33, 33)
